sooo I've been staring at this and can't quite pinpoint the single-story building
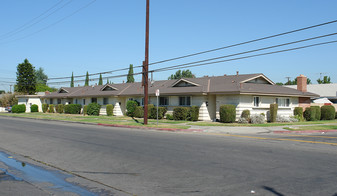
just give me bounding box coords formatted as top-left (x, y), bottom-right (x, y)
top-left (16, 92), bottom-right (45, 112)
top-left (40, 73), bottom-right (318, 121)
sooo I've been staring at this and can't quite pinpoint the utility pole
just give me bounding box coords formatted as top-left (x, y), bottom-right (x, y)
top-left (143, 0), bottom-right (150, 125)
top-left (9, 85), bottom-right (12, 93)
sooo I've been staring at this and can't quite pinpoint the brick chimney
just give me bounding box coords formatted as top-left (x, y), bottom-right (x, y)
top-left (297, 74), bottom-right (307, 92)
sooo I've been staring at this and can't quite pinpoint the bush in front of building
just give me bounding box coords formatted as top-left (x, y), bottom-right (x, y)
top-left (55, 104), bottom-right (64, 113)
top-left (187, 106), bottom-right (199, 121)
top-left (134, 106), bottom-right (144, 118)
top-left (42, 104), bottom-right (48, 113)
top-left (126, 100), bottom-right (138, 117)
top-left (30, 104), bottom-right (38, 112)
top-left (250, 114), bottom-right (266, 124)
top-left (336, 112), bottom-right (337, 119)
top-left (83, 105), bottom-right (88, 116)
top-left (166, 113), bottom-right (173, 120)
top-left (87, 103), bottom-right (101, 116)
top-left (269, 104), bottom-right (278, 123)
top-left (12, 104), bottom-right (26, 113)
top-left (106, 104), bottom-right (114, 116)
top-left (64, 104), bottom-right (82, 114)
top-left (219, 104), bottom-right (236, 123)
top-left (321, 105), bottom-right (336, 120)
top-left (293, 107), bottom-right (303, 117)
top-left (310, 106), bottom-right (321, 121)
top-left (147, 104), bottom-right (154, 118)
top-left (173, 107), bottom-right (189, 120)
top-left (241, 110), bottom-right (250, 120)
top-left (48, 104), bottom-right (55, 113)
top-left (149, 106), bottom-right (167, 119)
top-left (303, 107), bottom-right (311, 121)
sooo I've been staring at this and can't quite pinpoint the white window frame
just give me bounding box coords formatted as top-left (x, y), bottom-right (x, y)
top-left (253, 96), bottom-right (260, 107)
top-left (103, 98), bottom-right (109, 105)
top-left (276, 97), bottom-right (290, 107)
top-left (179, 96), bottom-right (191, 106)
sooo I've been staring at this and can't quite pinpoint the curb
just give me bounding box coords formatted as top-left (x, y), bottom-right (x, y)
top-left (97, 123), bottom-right (204, 132)
top-left (273, 129), bottom-right (337, 134)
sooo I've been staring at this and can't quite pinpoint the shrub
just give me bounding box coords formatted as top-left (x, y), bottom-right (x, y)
top-left (149, 106), bottom-right (167, 119)
top-left (238, 117), bottom-right (249, 124)
top-left (336, 112), bottom-right (337, 119)
top-left (42, 104), bottom-right (48, 113)
top-left (303, 108), bottom-right (311, 121)
top-left (83, 105), bottom-right (88, 116)
top-left (134, 106), bottom-right (144, 118)
top-left (30, 104), bottom-right (38, 112)
top-left (310, 106), bottom-right (321, 121)
top-left (187, 106), bottom-right (199, 121)
top-left (276, 115), bottom-right (299, 123)
top-left (294, 107), bottom-right (303, 117)
top-left (173, 107), bottom-right (189, 120)
top-left (219, 105), bottom-right (236, 123)
top-left (270, 104), bottom-right (278, 122)
top-left (87, 103), bottom-right (101, 116)
top-left (293, 114), bottom-right (305, 122)
top-left (106, 104), bottom-right (114, 116)
top-left (12, 104), bottom-right (26, 113)
top-left (48, 104), bottom-right (55, 113)
top-left (166, 113), bottom-right (173, 120)
top-left (241, 110), bottom-right (250, 120)
top-left (147, 104), bottom-right (154, 118)
top-left (64, 104), bottom-right (82, 114)
top-left (321, 105), bottom-right (336, 120)
top-left (250, 114), bottom-right (266, 124)
top-left (56, 104), bottom-right (64, 113)
top-left (126, 100), bottom-right (138, 117)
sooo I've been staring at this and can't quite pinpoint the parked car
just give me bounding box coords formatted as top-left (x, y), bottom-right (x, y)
top-left (5, 106), bottom-right (12, 113)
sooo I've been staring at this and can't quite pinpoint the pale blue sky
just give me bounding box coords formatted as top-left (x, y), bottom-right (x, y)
top-left (0, 0), bottom-right (336, 91)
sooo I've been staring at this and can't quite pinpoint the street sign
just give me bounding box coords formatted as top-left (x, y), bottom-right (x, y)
top-left (156, 89), bottom-right (160, 96)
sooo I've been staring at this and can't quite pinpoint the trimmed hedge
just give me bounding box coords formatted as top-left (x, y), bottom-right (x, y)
top-left (126, 100), bottom-right (138, 117)
top-left (166, 113), bottom-right (173, 120)
top-left (219, 104), bottom-right (236, 123)
top-left (48, 104), bottom-right (55, 113)
top-left (147, 104), bottom-right (154, 118)
top-left (64, 104), bottom-right (82, 114)
top-left (56, 104), bottom-right (64, 113)
top-left (294, 107), bottom-right (303, 117)
top-left (321, 105), bottom-right (336, 120)
top-left (134, 106), bottom-right (144, 118)
top-left (303, 107), bottom-right (311, 121)
top-left (149, 106), bottom-right (167, 119)
top-left (188, 106), bottom-right (199, 121)
top-left (336, 112), bottom-right (337, 119)
top-left (83, 105), bottom-right (88, 116)
top-left (270, 104), bottom-right (278, 123)
top-left (173, 107), bottom-right (189, 120)
top-left (310, 106), bottom-right (321, 121)
top-left (30, 104), bottom-right (38, 112)
top-left (241, 110), bottom-right (250, 120)
top-left (106, 104), bottom-right (114, 116)
top-left (12, 104), bottom-right (26, 113)
top-left (87, 103), bottom-right (101, 116)
top-left (42, 104), bottom-right (48, 113)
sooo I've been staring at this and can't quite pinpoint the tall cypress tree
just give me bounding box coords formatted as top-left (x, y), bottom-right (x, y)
top-left (127, 64), bottom-right (135, 83)
top-left (70, 72), bottom-right (74, 87)
top-left (16, 59), bottom-right (36, 94)
top-left (85, 71), bottom-right (89, 86)
top-left (99, 73), bottom-right (103, 85)
top-left (106, 78), bottom-right (109, 84)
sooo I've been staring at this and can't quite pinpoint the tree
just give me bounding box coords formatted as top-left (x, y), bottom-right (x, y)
top-left (16, 59), bottom-right (36, 94)
top-left (99, 73), bottom-right (103, 85)
top-left (35, 67), bottom-right (48, 85)
top-left (168, 69), bottom-right (196, 80)
top-left (127, 64), bottom-right (135, 83)
top-left (317, 76), bottom-right (331, 84)
top-left (70, 72), bottom-right (74, 87)
top-left (85, 71), bottom-right (89, 86)
top-left (276, 82), bottom-right (283, 86)
top-left (36, 83), bottom-right (57, 92)
top-left (106, 78), bottom-right (109, 84)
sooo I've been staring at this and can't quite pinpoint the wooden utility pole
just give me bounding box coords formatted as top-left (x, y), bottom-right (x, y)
top-left (143, 0), bottom-right (150, 124)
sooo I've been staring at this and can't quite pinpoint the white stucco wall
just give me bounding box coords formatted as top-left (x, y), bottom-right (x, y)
top-left (18, 97), bottom-right (43, 112)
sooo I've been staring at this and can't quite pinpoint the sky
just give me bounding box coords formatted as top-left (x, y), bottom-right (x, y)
top-left (0, 0), bottom-right (336, 92)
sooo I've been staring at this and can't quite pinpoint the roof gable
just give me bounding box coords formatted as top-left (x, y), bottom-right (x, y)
top-left (100, 84), bottom-right (118, 91)
top-left (241, 75), bottom-right (274, 85)
top-left (171, 78), bottom-right (200, 87)
top-left (58, 88), bottom-right (69, 93)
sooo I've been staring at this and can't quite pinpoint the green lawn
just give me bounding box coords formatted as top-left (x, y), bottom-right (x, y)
top-left (188, 120), bottom-right (337, 127)
top-left (284, 125), bottom-right (337, 131)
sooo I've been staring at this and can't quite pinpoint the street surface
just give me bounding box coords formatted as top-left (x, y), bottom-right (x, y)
top-left (0, 116), bottom-right (337, 195)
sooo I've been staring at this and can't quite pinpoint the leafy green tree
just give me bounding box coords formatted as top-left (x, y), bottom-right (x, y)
top-left (317, 76), bottom-right (331, 84)
top-left (85, 71), bottom-right (89, 86)
top-left (127, 64), bottom-right (135, 83)
top-left (168, 69), bottom-right (195, 80)
top-left (35, 67), bottom-right (48, 84)
top-left (36, 83), bottom-right (57, 92)
top-left (16, 59), bottom-right (36, 94)
top-left (70, 72), bottom-right (74, 87)
top-left (99, 73), bottom-right (103, 85)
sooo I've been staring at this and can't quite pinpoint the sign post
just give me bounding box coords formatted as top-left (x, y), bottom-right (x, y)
top-left (155, 89), bottom-right (160, 126)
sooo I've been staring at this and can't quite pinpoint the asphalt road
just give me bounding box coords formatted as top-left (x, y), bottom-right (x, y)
top-left (0, 116), bottom-right (337, 196)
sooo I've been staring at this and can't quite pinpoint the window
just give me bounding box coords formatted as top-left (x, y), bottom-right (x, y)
top-left (276, 98), bottom-right (290, 107)
top-left (103, 98), bottom-right (109, 105)
top-left (179, 96), bottom-right (191, 106)
top-left (57, 99), bottom-right (61, 104)
top-left (141, 98), bottom-right (144, 106)
top-left (254, 97), bottom-right (260, 107)
top-left (75, 99), bottom-right (78, 104)
top-left (50, 99), bottom-right (53, 104)
top-left (83, 99), bottom-right (86, 105)
top-left (91, 98), bottom-right (97, 103)
top-left (159, 97), bottom-right (169, 106)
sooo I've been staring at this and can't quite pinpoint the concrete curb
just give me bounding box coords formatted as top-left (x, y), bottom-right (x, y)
top-left (97, 123), bottom-right (204, 132)
top-left (273, 129), bottom-right (337, 134)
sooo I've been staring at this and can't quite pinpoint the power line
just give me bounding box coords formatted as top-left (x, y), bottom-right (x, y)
top-left (0, 0), bottom-right (96, 45)
top-left (47, 19), bottom-right (337, 81)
